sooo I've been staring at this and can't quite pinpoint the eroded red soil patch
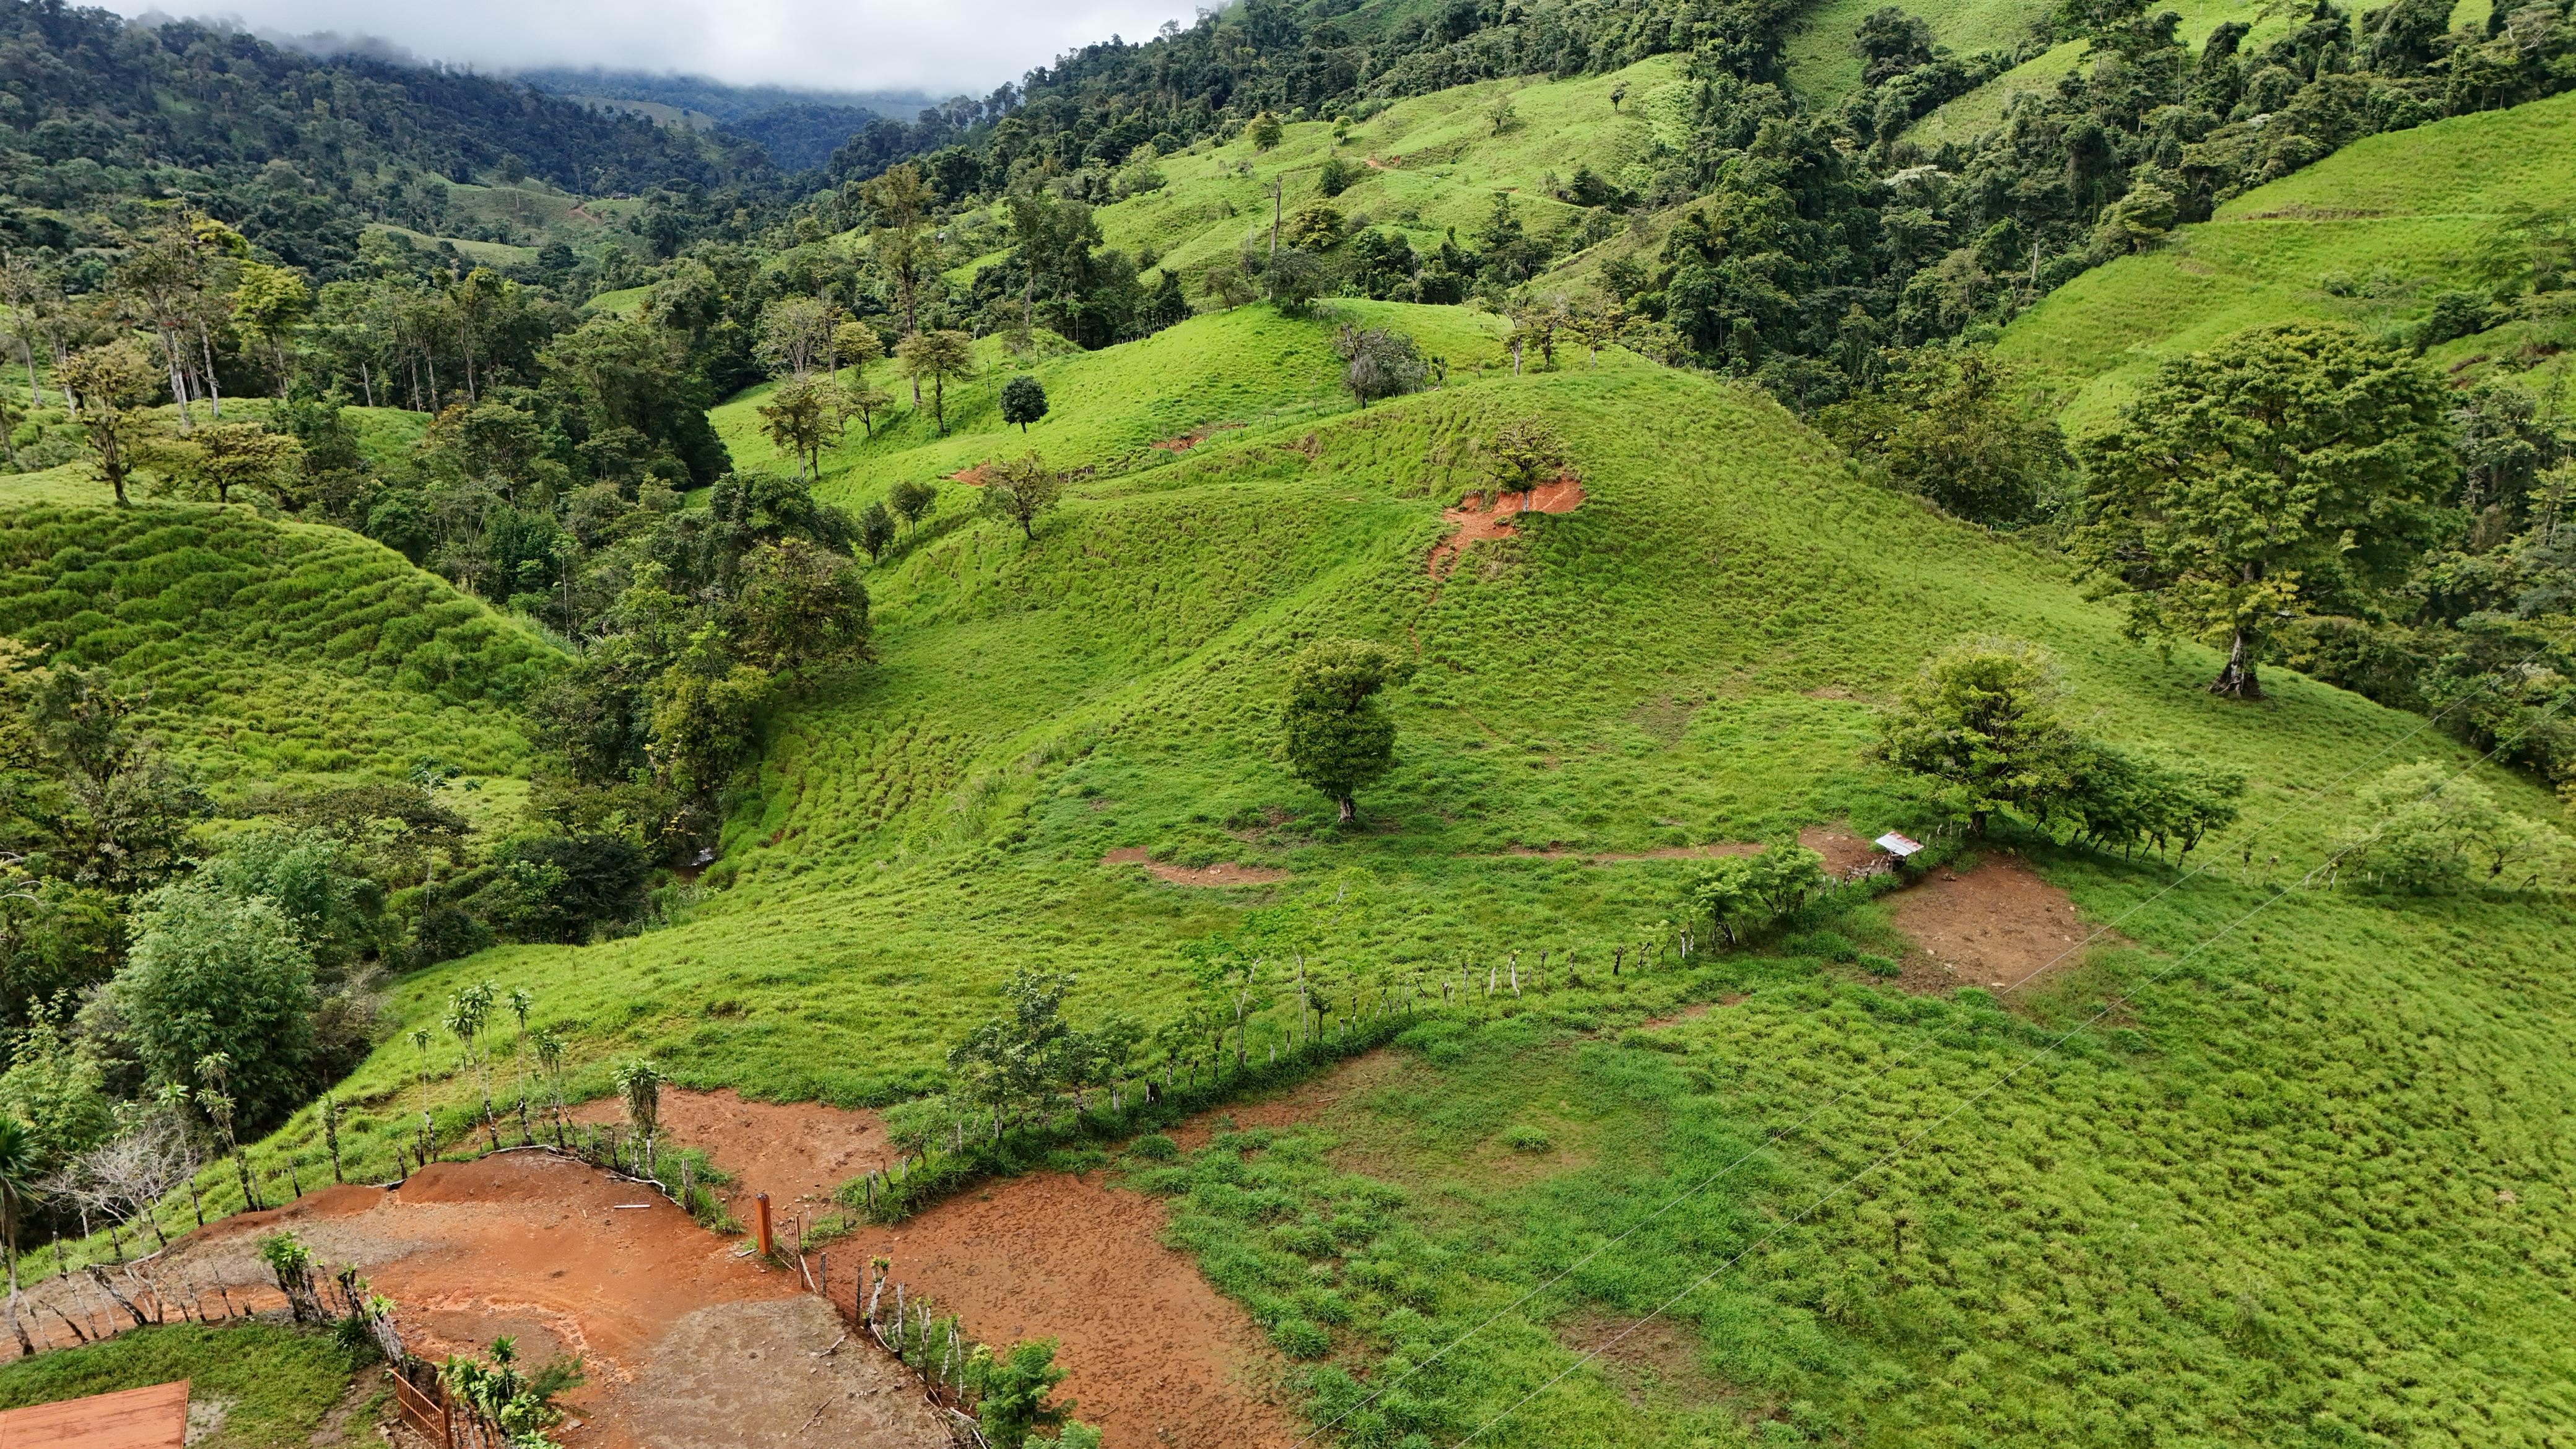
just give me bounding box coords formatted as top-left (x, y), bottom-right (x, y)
top-left (1427, 476), bottom-right (1586, 577)
top-left (850, 1176), bottom-right (1300, 1449)
top-left (571, 1089), bottom-right (895, 1215)
top-left (1890, 855), bottom-right (2104, 994)
top-left (9, 1154), bottom-right (942, 1449)
top-left (948, 463), bottom-right (993, 485)
top-left (1102, 846), bottom-right (1290, 887)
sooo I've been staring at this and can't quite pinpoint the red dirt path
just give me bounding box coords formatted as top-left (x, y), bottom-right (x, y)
top-left (850, 1176), bottom-right (1300, 1449)
top-left (7, 1154), bottom-right (943, 1449)
top-left (1427, 477), bottom-right (1586, 576)
top-left (571, 1089), bottom-right (896, 1217)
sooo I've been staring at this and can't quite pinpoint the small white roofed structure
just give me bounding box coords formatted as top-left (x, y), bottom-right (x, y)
top-left (1874, 832), bottom-right (1925, 858)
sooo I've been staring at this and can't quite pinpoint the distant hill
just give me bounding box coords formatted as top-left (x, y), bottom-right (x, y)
top-left (513, 66), bottom-right (938, 125)
top-left (722, 103), bottom-right (887, 173)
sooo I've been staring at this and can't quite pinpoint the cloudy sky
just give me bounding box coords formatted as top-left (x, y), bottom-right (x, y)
top-left (110, 0), bottom-right (1202, 95)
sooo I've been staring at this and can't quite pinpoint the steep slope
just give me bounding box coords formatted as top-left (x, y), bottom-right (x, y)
top-left (1994, 86), bottom-right (2576, 429)
top-left (199, 304), bottom-right (2576, 1448)
top-left (934, 56), bottom-right (1694, 290)
top-left (0, 502), bottom-right (552, 788)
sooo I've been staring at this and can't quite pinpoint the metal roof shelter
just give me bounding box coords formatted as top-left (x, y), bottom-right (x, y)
top-left (0, 1379), bottom-right (189, 1449)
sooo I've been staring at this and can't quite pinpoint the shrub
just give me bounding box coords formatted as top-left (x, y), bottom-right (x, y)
top-left (1269, 1318), bottom-right (1331, 1359)
top-left (1500, 1123), bottom-right (1552, 1152)
top-left (1316, 155), bottom-right (1360, 197)
top-left (1130, 1132), bottom-right (1180, 1162)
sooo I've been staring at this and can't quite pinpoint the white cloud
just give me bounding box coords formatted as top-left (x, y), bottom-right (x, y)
top-left (105, 0), bottom-right (1199, 96)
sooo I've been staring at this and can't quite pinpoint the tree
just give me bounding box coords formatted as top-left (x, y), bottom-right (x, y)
top-left (1263, 250), bottom-right (1328, 315)
top-left (858, 501), bottom-right (897, 560)
top-left (733, 537), bottom-right (872, 674)
top-left (1484, 417), bottom-right (1570, 497)
top-left (754, 296), bottom-right (833, 380)
top-left (1874, 637), bottom-right (2078, 835)
top-left (0, 655), bottom-right (209, 891)
top-left (57, 341), bottom-right (162, 507)
top-left (2331, 761), bottom-right (2575, 892)
top-left (889, 478), bottom-right (938, 533)
top-left (1248, 112), bottom-right (1284, 151)
top-left (1816, 347), bottom-right (2066, 527)
top-left (2074, 324), bottom-right (2455, 698)
top-left (860, 164), bottom-right (935, 336)
top-left (757, 377), bottom-right (829, 482)
top-left (1486, 94), bottom-right (1518, 135)
top-left (980, 452), bottom-right (1063, 541)
top-left (1200, 258), bottom-right (1257, 310)
top-left (896, 330), bottom-right (977, 435)
top-left (163, 420), bottom-right (307, 507)
top-left (230, 261), bottom-right (310, 398)
top-left (0, 1116), bottom-right (35, 1355)
top-left (111, 882), bottom-right (317, 1133)
top-left (1334, 326), bottom-right (1427, 407)
top-left (1000, 373), bottom-right (1050, 432)
top-left (1282, 639), bottom-right (1411, 824)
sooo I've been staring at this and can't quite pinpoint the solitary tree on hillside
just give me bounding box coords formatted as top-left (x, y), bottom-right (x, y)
top-left (897, 329), bottom-right (977, 435)
top-left (1248, 111), bottom-right (1284, 151)
top-left (163, 420), bottom-right (305, 507)
top-left (2074, 323), bottom-right (2453, 698)
top-left (59, 339), bottom-right (161, 506)
top-left (1282, 639), bottom-right (1412, 825)
top-left (758, 377), bottom-right (829, 481)
top-left (1874, 636), bottom-right (2078, 836)
top-left (980, 452), bottom-right (1063, 540)
top-left (860, 163), bottom-right (934, 336)
top-left (889, 478), bottom-right (938, 533)
top-left (1000, 373), bottom-right (1050, 432)
top-left (858, 501), bottom-right (897, 560)
top-left (1334, 325), bottom-right (1427, 407)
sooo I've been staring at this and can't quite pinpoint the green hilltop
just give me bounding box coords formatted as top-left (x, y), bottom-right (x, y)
top-left (1996, 85), bottom-right (2576, 429)
top-left (219, 301), bottom-right (2574, 1445)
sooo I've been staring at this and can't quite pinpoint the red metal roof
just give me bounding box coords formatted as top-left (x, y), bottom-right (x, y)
top-left (0, 1379), bottom-right (189, 1449)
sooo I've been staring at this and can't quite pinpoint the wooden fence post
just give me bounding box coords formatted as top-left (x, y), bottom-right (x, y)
top-left (754, 1192), bottom-right (773, 1258)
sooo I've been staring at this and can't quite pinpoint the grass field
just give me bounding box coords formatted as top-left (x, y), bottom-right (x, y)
top-left (931, 55), bottom-right (1692, 294)
top-left (0, 502), bottom-right (550, 788)
top-left (0, 1323), bottom-right (370, 1446)
top-left (76, 269), bottom-right (2556, 1445)
top-left (1995, 86), bottom-right (2576, 429)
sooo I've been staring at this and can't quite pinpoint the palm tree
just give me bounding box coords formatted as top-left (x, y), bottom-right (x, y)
top-left (0, 1116), bottom-right (43, 1355)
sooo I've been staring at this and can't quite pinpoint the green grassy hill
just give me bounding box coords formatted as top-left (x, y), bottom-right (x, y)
top-left (0, 502), bottom-right (551, 790)
top-left (1994, 86), bottom-right (2576, 430)
top-left (1893, 0), bottom-right (2332, 145)
top-left (198, 294), bottom-right (2576, 1444)
top-left (936, 56), bottom-right (1693, 290)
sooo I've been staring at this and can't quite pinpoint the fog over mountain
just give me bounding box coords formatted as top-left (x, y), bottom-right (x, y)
top-left (107, 0), bottom-right (1199, 94)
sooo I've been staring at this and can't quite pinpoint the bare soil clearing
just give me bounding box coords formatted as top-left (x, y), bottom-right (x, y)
top-left (1556, 1310), bottom-right (1735, 1409)
top-left (570, 1089), bottom-right (895, 1214)
top-left (1102, 846), bottom-right (1291, 887)
top-left (1798, 824), bottom-right (1882, 879)
top-left (1890, 855), bottom-right (2102, 994)
top-left (850, 1175), bottom-right (1301, 1449)
top-left (7, 1153), bottom-right (942, 1449)
top-left (1427, 477), bottom-right (1586, 577)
